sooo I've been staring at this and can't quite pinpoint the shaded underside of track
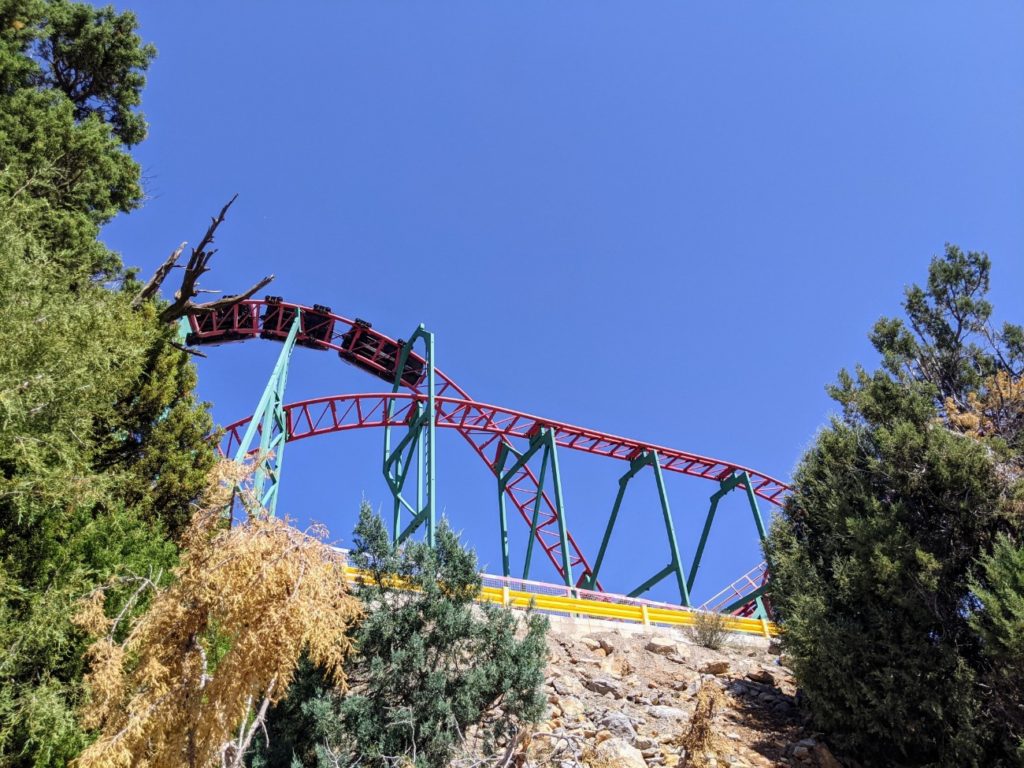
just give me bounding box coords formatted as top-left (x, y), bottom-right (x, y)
top-left (190, 299), bottom-right (790, 597)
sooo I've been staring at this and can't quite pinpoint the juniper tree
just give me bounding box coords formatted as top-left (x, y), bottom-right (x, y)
top-left (766, 246), bottom-right (1024, 766)
top-left (1, 0), bottom-right (155, 278)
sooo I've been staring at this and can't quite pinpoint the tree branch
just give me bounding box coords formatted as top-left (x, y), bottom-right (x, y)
top-left (132, 242), bottom-right (186, 308)
top-left (155, 194), bottom-right (276, 323)
top-left (190, 274), bottom-right (275, 314)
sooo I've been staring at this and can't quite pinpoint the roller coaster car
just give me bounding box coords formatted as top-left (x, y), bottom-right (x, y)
top-left (185, 297), bottom-right (258, 346)
top-left (339, 320), bottom-right (426, 386)
top-left (259, 298), bottom-right (335, 349)
top-left (297, 304), bottom-right (335, 349)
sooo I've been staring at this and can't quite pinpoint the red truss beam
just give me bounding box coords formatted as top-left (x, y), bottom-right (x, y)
top-left (221, 393), bottom-right (790, 507)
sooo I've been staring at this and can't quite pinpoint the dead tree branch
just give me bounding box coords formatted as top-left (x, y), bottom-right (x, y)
top-left (131, 242), bottom-right (186, 309)
top-left (132, 195), bottom-right (276, 327)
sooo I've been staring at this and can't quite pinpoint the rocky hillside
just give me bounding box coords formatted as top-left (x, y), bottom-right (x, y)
top-left (461, 618), bottom-right (844, 768)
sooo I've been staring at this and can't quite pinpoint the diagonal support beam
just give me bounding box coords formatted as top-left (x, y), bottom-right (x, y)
top-left (688, 470), bottom-right (770, 595)
top-left (580, 450), bottom-right (690, 605)
top-left (233, 311), bottom-right (301, 517)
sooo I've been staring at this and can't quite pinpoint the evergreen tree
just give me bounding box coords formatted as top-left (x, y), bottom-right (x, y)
top-left (1, 0), bottom-right (154, 277)
top-left (252, 505), bottom-right (548, 768)
top-left (766, 246), bottom-right (1024, 766)
top-left (0, 4), bottom-right (217, 763)
top-left (0, 216), bottom-right (214, 766)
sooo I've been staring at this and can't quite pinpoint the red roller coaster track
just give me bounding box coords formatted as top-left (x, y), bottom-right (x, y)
top-left (190, 299), bottom-right (790, 595)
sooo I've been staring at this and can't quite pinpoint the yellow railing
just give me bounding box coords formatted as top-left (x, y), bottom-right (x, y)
top-left (342, 565), bottom-right (777, 638)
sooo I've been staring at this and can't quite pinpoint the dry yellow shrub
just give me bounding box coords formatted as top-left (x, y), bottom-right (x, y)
top-left (946, 370), bottom-right (1024, 441)
top-left (74, 461), bottom-right (362, 768)
top-left (677, 680), bottom-right (728, 768)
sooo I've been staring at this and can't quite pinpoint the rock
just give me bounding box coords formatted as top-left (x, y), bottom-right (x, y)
top-left (580, 637), bottom-right (602, 651)
top-left (559, 696), bottom-right (588, 722)
top-left (553, 677), bottom-right (578, 696)
top-left (646, 637), bottom-right (677, 656)
top-left (585, 675), bottom-right (624, 698)
top-left (811, 743), bottom-right (842, 768)
top-left (633, 736), bottom-right (658, 750)
top-left (595, 729), bottom-right (614, 744)
top-left (700, 660), bottom-right (731, 676)
top-left (586, 737), bottom-right (647, 768)
top-left (745, 668), bottom-right (776, 686)
top-left (597, 710), bottom-right (637, 739)
top-left (647, 705), bottom-right (687, 719)
top-left (599, 654), bottom-right (630, 677)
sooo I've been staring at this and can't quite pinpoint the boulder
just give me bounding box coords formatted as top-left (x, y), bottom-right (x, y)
top-left (558, 696), bottom-right (588, 722)
top-left (597, 710), bottom-right (636, 739)
top-left (812, 743), bottom-right (843, 768)
top-left (585, 737), bottom-right (647, 768)
top-left (699, 660), bottom-right (731, 676)
top-left (745, 668), bottom-right (776, 686)
top-left (584, 675), bottom-right (624, 698)
top-left (646, 637), bottom-right (677, 656)
top-left (647, 705), bottom-right (687, 719)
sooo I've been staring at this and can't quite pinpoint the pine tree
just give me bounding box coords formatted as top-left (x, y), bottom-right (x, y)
top-left (766, 246), bottom-right (1024, 766)
top-left (0, 0), bottom-right (154, 277)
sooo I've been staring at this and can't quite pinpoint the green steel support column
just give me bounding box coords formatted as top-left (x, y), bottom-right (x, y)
top-left (233, 312), bottom-right (301, 517)
top-left (650, 450), bottom-right (690, 606)
top-left (687, 473), bottom-right (745, 593)
top-left (722, 582), bottom-right (769, 614)
top-left (495, 443), bottom-right (514, 577)
top-left (495, 428), bottom-right (572, 586)
top-left (520, 448), bottom-right (552, 581)
top-left (753, 595), bottom-right (768, 620)
top-left (581, 454), bottom-right (649, 590)
top-left (383, 325), bottom-right (437, 546)
top-left (740, 471), bottom-right (769, 542)
top-left (544, 429), bottom-right (574, 586)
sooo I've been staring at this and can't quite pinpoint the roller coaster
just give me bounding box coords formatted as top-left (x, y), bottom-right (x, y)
top-left (185, 297), bottom-right (789, 618)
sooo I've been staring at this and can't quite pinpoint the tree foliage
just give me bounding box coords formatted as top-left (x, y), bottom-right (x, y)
top-left (0, 5), bottom-right (218, 763)
top-left (74, 465), bottom-right (362, 768)
top-left (251, 505), bottom-right (549, 768)
top-left (0, 214), bottom-right (215, 766)
top-left (767, 246), bottom-right (1024, 766)
top-left (1, 0), bottom-right (154, 277)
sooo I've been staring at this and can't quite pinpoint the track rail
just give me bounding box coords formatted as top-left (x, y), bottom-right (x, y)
top-left (191, 299), bottom-right (790, 595)
top-left (220, 393), bottom-right (790, 504)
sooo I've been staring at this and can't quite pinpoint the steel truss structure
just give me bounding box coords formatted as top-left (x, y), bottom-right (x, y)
top-left (188, 298), bottom-right (789, 613)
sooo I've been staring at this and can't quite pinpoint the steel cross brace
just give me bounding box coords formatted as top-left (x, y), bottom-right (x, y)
top-left (687, 470), bottom-right (769, 596)
top-left (383, 324), bottom-right (437, 547)
top-left (580, 449), bottom-right (691, 605)
top-left (495, 427), bottom-right (573, 587)
top-left (233, 311), bottom-right (301, 517)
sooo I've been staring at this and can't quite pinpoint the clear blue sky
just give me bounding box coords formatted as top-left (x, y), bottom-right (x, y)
top-left (103, 2), bottom-right (1024, 604)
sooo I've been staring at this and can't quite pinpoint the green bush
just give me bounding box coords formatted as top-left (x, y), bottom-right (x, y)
top-left (687, 609), bottom-right (729, 650)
